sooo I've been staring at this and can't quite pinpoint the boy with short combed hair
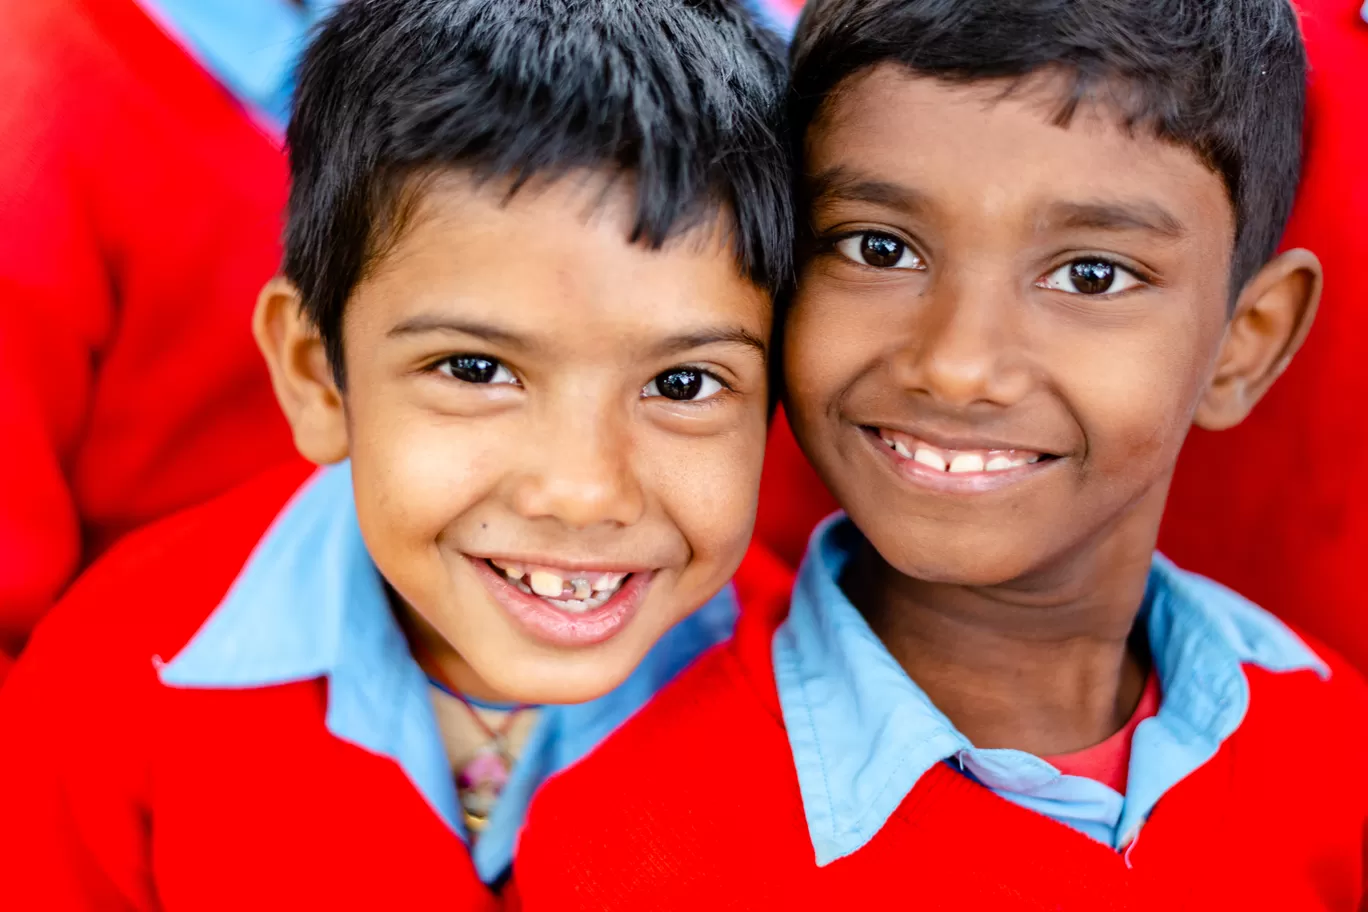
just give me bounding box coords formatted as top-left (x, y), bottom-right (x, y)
top-left (512, 0), bottom-right (1368, 908)
top-left (0, 0), bottom-right (792, 907)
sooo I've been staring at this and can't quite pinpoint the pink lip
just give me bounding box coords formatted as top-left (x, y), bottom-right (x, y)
top-left (864, 428), bottom-right (1060, 494)
top-left (469, 557), bottom-right (654, 649)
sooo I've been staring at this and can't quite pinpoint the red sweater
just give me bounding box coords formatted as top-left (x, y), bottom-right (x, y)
top-left (0, 0), bottom-right (295, 676)
top-left (0, 461), bottom-right (795, 910)
top-left (513, 566), bottom-right (1368, 910)
top-left (0, 462), bottom-right (513, 911)
top-left (752, 0), bottom-right (1368, 675)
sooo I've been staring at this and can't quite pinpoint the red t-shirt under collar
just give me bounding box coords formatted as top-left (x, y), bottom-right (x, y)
top-left (1045, 672), bottom-right (1161, 794)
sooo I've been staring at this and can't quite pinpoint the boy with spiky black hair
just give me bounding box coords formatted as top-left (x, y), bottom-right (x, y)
top-left (0, 0), bottom-right (793, 906)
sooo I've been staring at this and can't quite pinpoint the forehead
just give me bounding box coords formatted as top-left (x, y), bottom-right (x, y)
top-left (348, 171), bottom-right (769, 340)
top-left (806, 65), bottom-right (1232, 241)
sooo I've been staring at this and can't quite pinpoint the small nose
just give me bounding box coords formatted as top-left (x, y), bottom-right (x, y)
top-left (506, 401), bottom-right (646, 530)
top-left (890, 268), bottom-right (1033, 409)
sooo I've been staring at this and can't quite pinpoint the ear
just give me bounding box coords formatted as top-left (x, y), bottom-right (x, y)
top-left (1193, 248), bottom-right (1321, 431)
top-left (252, 277), bottom-right (350, 464)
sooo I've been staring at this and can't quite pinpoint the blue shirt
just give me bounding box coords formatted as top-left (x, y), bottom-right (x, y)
top-left (159, 463), bottom-right (737, 884)
top-left (774, 515), bottom-right (1327, 867)
top-left (132, 0), bottom-right (339, 130)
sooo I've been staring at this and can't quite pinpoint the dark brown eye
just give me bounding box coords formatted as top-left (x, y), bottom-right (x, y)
top-left (656, 369), bottom-right (702, 400)
top-left (861, 234), bottom-right (905, 267)
top-left (1068, 261), bottom-right (1116, 295)
top-left (437, 355), bottom-right (516, 384)
top-left (1038, 259), bottom-right (1144, 296)
top-left (835, 232), bottom-right (920, 270)
top-left (643, 368), bottom-right (724, 402)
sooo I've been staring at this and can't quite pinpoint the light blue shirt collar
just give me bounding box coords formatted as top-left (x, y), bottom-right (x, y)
top-left (774, 515), bottom-right (1328, 866)
top-left (132, 0), bottom-right (339, 131)
top-left (161, 463), bottom-right (737, 884)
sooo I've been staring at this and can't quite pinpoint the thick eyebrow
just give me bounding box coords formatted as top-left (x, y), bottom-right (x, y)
top-left (810, 166), bottom-right (1186, 240)
top-left (647, 327), bottom-right (768, 361)
top-left (386, 316), bottom-right (529, 349)
top-left (386, 316), bottom-right (765, 361)
top-left (806, 166), bottom-right (933, 216)
top-left (1041, 200), bottom-right (1186, 239)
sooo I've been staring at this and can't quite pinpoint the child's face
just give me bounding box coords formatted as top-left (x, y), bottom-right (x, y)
top-left (786, 66), bottom-right (1292, 588)
top-left (266, 174), bottom-right (770, 703)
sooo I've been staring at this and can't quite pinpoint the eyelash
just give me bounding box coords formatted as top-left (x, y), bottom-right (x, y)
top-left (642, 366), bottom-right (734, 405)
top-left (1036, 257), bottom-right (1155, 297)
top-left (820, 229), bottom-right (1156, 298)
top-left (427, 354), bottom-right (519, 385)
top-left (425, 355), bottom-right (735, 403)
top-left (824, 230), bottom-right (925, 271)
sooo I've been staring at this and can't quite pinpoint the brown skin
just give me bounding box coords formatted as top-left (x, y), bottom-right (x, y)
top-left (255, 171), bottom-right (771, 707)
top-left (787, 67), bottom-right (1320, 755)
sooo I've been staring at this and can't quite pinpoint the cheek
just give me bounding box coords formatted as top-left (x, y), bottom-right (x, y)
top-left (1063, 308), bottom-right (1220, 478)
top-left (344, 380), bottom-right (497, 557)
top-left (645, 419), bottom-right (767, 572)
top-left (783, 283), bottom-right (877, 420)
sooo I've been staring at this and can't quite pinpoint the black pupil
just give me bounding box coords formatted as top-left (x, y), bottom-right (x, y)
top-left (861, 234), bottom-right (904, 268)
top-left (1069, 260), bottom-right (1115, 295)
top-left (656, 368), bottom-right (703, 401)
top-left (448, 356), bottom-right (499, 383)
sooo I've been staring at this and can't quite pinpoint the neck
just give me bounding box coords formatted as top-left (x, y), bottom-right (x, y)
top-left (847, 505), bottom-right (1161, 756)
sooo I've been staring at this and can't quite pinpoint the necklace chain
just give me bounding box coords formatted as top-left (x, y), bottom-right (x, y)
top-left (399, 616), bottom-right (537, 835)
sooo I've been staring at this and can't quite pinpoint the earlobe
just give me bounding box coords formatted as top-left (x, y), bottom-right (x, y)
top-left (252, 278), bottom-right (350, 464)
top-left (1193, 248), bottom-right (1321, 431)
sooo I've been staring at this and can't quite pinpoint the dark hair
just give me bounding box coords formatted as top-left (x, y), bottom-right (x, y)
top-left (284, 0), bottom-right (792, 379)
top-left (790, 0), bottom-right (1307, 294)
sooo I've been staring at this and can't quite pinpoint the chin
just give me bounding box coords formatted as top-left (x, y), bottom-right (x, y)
top-left (471, 648), bottom-right (639, 707)
top-left (873, 532), bottom-right (1040, 589)
top-left (909, 563), bottom-right (1030, 589)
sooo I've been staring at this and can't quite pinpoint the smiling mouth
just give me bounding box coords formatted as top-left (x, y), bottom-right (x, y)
top-left (470, 556), bottom-right (653, 649)
top-left (486, 559), bottom-right (630, 614)
top-left (865, 426), bottom-right (1061, 488)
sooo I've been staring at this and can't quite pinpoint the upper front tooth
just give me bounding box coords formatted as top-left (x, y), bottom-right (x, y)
top-left (913, 448), bottom-right (948, 471)
top-left (893, 440), bottom-right (913, 459)
top-left (985, 456), bottom-right (1015, 472)
top-left (529, 570), bottom-right (565, 598)
top-left (572, 578), bottom-right (592, 599)
top-left (948, 453), bottom-right (985, 474)
top-left (492, 560), bottom-right (525, 578)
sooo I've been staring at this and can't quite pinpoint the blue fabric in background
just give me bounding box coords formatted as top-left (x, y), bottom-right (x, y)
top-left (139, 0), bottom-right (805, 131)
top-left (749, 0), bottom-right (802, 36)
top-left (133, 0), bottom-right (339, 130)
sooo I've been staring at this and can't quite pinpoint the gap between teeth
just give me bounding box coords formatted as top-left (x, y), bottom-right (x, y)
top-left (881, 434), bottom-right (1042, 474)
top-left (489, 561), bottom-right (628, 613)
